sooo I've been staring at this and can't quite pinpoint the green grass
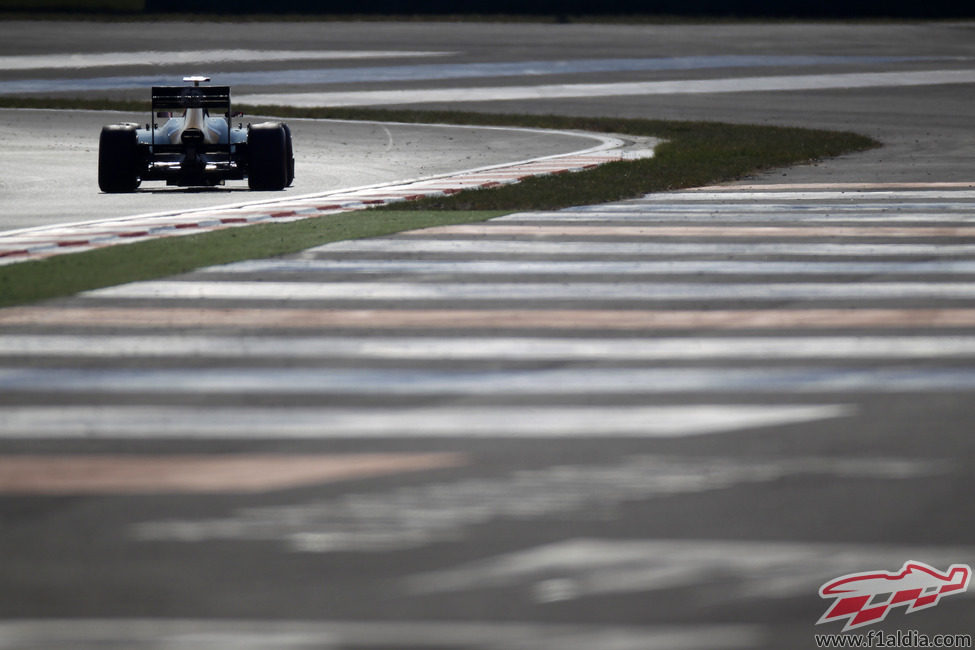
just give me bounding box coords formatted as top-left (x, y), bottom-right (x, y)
top-left (0, 101), bottom-right (879, 307)
top-left (253, 106), bottom-right (877, 210)
top-left (0, 210), bottom-right (506, 309)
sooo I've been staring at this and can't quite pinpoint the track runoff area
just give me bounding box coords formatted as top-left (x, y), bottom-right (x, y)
top-left (3, 28), bottom-right (975, 650)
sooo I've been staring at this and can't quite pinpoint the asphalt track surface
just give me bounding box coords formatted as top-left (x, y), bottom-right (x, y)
top-left (0, 109), bottom-right (594, 231)
top-left (2, 19), bottom-right (975, 650)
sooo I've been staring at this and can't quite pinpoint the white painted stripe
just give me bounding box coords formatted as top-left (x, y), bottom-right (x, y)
top-left (6, 335), bottom-right (975, 361)
top-left (204, 258), bottom-right (975, 276)
top-left (402, 224), bottom-right (975, 237)
top-left (0, 49), bottom-right (451, 71)
top-left (640, 190), bottom-right (975, 201)
top-left (2, 366), bottom-right (975, 394)
top-left (8, 306), bottom-right (975, 331)
top-left (307, 239), bottom-right (975, 256)
top-left (82, 280), bottom-right (975, 302)
top-left (692, 182), bottom-right (975, 191)
top-left (139, 455), bottom-right (941, 553)
top-left (234, 68), bottom-right (975, 107)
top-left (2, 53), bottom-right (935, 88)
top-left (0, 619), bottom-right (762, 650)
top-left (500, 210), bottom-right (975, 223)
top-left (407, 538), bottom-right (975, 603)
top-left (0, 404), bottom-right (850, 438)
top-left (570, 200), bottom-right (975, 211)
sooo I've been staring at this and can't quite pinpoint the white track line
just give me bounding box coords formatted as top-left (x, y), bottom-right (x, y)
top-left (0, 50), bottom-right (451, 71)
top-left (2, 366), bottom-right (975, 394)
top-left (640, 189), bottom-right (975, 201)
top-left (304, 239), bottom-right (975, 256)
top-left (400, 224), bottom-right (975, 237)
top-left (4, 334), bottom-right (975, 360)
top-left (235, 68), bottom-right (975, 107)
top-left (8, 306), bottom-right (975, 330)
top-left (406, 538), bottom-right (975, 602)
top-left (202, 258), bottom-right (975, 276)
top-left (499, 210), bottom-right (975, 223)
top-left (80, 280), bottom-right (975, 301)
top-left (0, 404), bottom-right (851, 439)
top-left (0, 618), bottom-right (761, 650)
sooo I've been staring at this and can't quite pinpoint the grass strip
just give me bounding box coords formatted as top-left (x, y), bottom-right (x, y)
top-left (0, 102), bottom-right (879, 307)
top-left (263, 108), bottom-right (877, 210)
top-left (0, 210), bottom-right (506, 308)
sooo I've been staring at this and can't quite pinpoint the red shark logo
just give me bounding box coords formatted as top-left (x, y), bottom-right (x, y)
top-left (818, 561), bottom-right (971, 631)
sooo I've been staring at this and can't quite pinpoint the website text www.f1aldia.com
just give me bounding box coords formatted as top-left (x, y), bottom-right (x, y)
top-left (816, 630), bottom-right (973, 648)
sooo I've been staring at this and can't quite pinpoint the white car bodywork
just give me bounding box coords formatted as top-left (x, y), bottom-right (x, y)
top-left (149, 109), bottom-right (239, 146)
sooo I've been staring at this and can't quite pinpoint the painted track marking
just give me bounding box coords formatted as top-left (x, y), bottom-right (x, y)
top-left (6, 307), bottom-right (975, 330)
top-left (0, 405), bottom-right (851, 439)
top-left (0, 453), bottom-right (466, 494)
top-left (4, 334), bottom-right (975, 360)
top-left (0, 619), bottom-right (762, 650)
top-left (234, 68), bottom-right (975, 107)
top-left (6, 187), bottom-right (975, 439)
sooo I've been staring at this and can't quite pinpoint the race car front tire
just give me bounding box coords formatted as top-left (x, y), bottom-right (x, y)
top-left (248, 122), bottom-right (288, 191)
top-left (98, 125), bottom-right (141, 193)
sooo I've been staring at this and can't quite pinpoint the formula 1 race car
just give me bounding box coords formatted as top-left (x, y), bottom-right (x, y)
top-left (98, 76), bottom-right (294, 192)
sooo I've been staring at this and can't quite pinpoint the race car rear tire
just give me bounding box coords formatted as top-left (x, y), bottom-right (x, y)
top-left (283, 123), bottom-right (295, 187)
top-left (248, 123), bottom-right (288, 191)
top-left (98, 125), bottom-right (141, 193)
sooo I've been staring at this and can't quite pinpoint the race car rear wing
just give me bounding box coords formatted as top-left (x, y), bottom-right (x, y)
top-left (151, 85), bottom-right (232, 112)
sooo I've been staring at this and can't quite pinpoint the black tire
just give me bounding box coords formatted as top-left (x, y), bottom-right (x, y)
top-left (98, 124), bottom-right (141, 193)
top-left (283, 123), bottom-right (295, 187)
top-left (248, 122), bottom-right (288, 191)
